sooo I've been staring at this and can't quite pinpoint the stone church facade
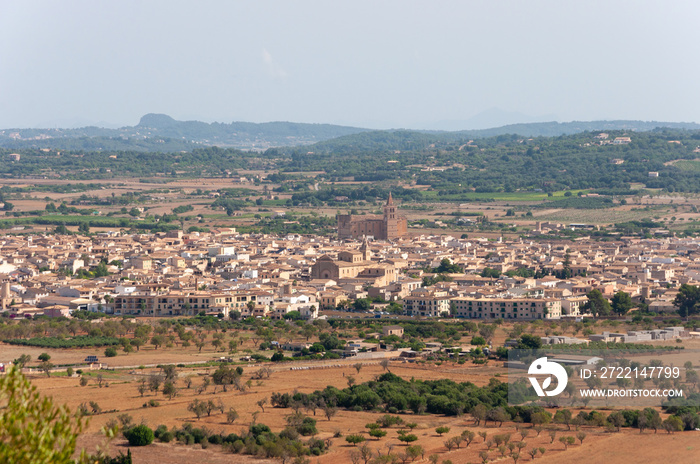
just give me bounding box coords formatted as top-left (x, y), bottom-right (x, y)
top-left (337, 193), bottom-right (407, 240)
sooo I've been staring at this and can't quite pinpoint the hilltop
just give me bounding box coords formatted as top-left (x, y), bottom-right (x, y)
top-left (0, 115), bottom-right (698, 152)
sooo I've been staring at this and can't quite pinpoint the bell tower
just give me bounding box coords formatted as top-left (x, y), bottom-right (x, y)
top-left (384, 193), bottom-right (399, 239)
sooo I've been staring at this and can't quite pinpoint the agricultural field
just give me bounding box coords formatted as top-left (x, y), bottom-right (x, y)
top-left (4, 316), bottom-right (700, 464)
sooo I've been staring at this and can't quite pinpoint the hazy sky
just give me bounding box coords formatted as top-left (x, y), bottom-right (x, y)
top-left (2, 1), bottom-right (700, 129)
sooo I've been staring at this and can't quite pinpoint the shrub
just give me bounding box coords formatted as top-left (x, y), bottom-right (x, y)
top-left (207, 434), bottom-right (224, 445)
top-left (104, 347), bottom-right (118, 357)
top-left (124, 425), bottom-right (154, 446)
top-left (154, 425), bottom-right (168, 439)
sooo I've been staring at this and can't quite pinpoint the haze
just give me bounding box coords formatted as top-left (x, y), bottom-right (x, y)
top-left (1, 0), bottom-right (699, 130)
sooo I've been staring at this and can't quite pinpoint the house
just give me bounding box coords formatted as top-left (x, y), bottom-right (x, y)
top-left (613, 137), bottom-right (631, 144)
top-left (382, 325), bottom-right (404, 337)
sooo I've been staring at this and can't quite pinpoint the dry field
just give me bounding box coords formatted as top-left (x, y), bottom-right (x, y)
top-left (3, 316), bottom-right (699, 464)
top-left (15, 347), bottom-right (697, 464)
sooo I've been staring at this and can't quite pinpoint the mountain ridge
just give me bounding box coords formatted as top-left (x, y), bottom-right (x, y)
top-left (1, 114), bottom-right (698, 152)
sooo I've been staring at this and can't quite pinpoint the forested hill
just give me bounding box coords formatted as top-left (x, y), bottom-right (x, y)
top-left (0, 114), bottom-right (370, 152)
top-left (284, 128), bottom-right (700, 194)
top-left (310, 121), bottom-right (700, 153)
top-left (1, 116), bottom-right (698, 152)
top-left (133, 114), bottom-right (370, 147)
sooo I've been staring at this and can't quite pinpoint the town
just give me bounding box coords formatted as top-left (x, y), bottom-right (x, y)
top-left (2, 207), bottom-right (699, 345)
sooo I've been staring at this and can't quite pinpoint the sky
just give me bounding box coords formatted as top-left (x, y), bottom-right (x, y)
top-left (1, 0), bottom-right (700, 130)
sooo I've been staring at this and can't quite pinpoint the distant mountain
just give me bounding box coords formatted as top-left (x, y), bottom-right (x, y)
top-left (0, 114), bottom-right (371, 152)
top-left (310, 120), bottom-right (700, 153)
top-left (451, 120), bottom-right (700, 138)
top-left (1, 115), bottom-right (698, 152)
top-left (424, 108), bottom-right (559, 131)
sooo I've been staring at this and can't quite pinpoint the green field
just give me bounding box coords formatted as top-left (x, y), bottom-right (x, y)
top-left (420, 189), bottom-right (587, 203)
top-left (670, 160), bottom-right (700, 172)
top-left (535, 208), bottom-right (667, 224)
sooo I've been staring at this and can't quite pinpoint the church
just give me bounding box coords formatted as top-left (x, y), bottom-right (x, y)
top-left (337, 193), bottom-right (408, 240)
top-left (310, 239), bottom-right (398, 287)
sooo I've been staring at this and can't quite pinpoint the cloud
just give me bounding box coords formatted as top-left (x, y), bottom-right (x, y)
top-left (262, 48), bottom-right (287, 79)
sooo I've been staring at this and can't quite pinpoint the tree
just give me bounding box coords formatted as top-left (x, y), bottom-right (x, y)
top-left (150, 335), bottom-right (165, 350)
top-left (353, 299), bottom-right (371, 312)
top-left (607, 411), bottom-right (625, 432)
top-left (398, 433), bottom-right (418, 444)
top-left (162, 381), bottom-right (177, 400)
top-left (353, 363), bottom-right (363, 374)
top-left (486, 407), bottom-right (509, 427)
top-left (137, 380), bottom-right (147, 397)
top-left (105, 347), bottom-right (118, 357)
top-left (663, 416), bottom-right (683, 433)
top-left (323, 405), bottom-right (338, 421)
top-left (516, 334), bottom-right (542, 350)
top-left (462, 430), bottom-right (476, 447)
top-left (611, 291), bottom-right (634, 315)
top-left (346, 435), bottom-right (366, 446)
top-left (0, 367), bottom-right (85, 463)
top-left (257, 397), bottom-right (268, 413)
top-left (148, 375), bottom-right (162, 394)
top-left (380, 359), bottom-right (390, 372)
top-left (130, 338), bottom-right (144, 351)
top-left (13, 354), bottom-right (31, 368)
top-left (123, 424), bottom-right (154, 446)
top-left (584, 289), bottom-right (612, 316)
top-left (187, 399), bottom-right (208, 419)
top-left (673, 284), bottom-right (700, 318)
top-left (38, 352), bottom-right (51, 362)
top-left (226, 408), bottom-right (239, 424)
top-left (369, 428), bottom-right (387, 440)
top-left (212, 365), bottom-right (238, 392)
top-left (472, 404), bottom-right (487, 425)
top-left (554, 409), bottom-right (572, 431)
top-left (561, 436), bottom-right (575, 449)
top-left (435, 426), bottom-right (450, 436)
top-left (39, 361), bottom-right (54, 377)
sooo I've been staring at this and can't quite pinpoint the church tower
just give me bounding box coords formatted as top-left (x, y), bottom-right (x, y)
top-left (360, 236), bottom-right (372, 261)
top-left (384, 193), bottom-right (399, 239)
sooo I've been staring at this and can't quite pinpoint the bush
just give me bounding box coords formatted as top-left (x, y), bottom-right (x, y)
top-left (207, 434), bottom-right (224, 445)
top-left (124, 424), bottom-right (154, 446)
top-left (154, 425), bottom-right (168, 439)
top-left (105, 347), bottom-right (118, 357)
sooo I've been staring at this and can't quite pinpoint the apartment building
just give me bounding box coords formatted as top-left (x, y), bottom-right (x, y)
top-left (451, 296), bottom-right (562, 320)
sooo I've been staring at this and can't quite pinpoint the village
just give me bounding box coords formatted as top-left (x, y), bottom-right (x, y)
top-left (2, 214), bottom-right (699, 349)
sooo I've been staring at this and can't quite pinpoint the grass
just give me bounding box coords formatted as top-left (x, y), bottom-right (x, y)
top-left (668, 160), bottom-right (700, 172)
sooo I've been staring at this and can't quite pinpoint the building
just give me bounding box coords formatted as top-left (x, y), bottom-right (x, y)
top-left (382, 325), bottom-right (404, 337)
top-left (613, 137), bottom-right (631, 144)
top-left (310, 240), bottom-right (398, 286)
top-left (402, 289), bottom-right (451, 317)
top-left (451, 296), bottom-right (561, 320)
top-left (337, 193), bottom-right (407, 240)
